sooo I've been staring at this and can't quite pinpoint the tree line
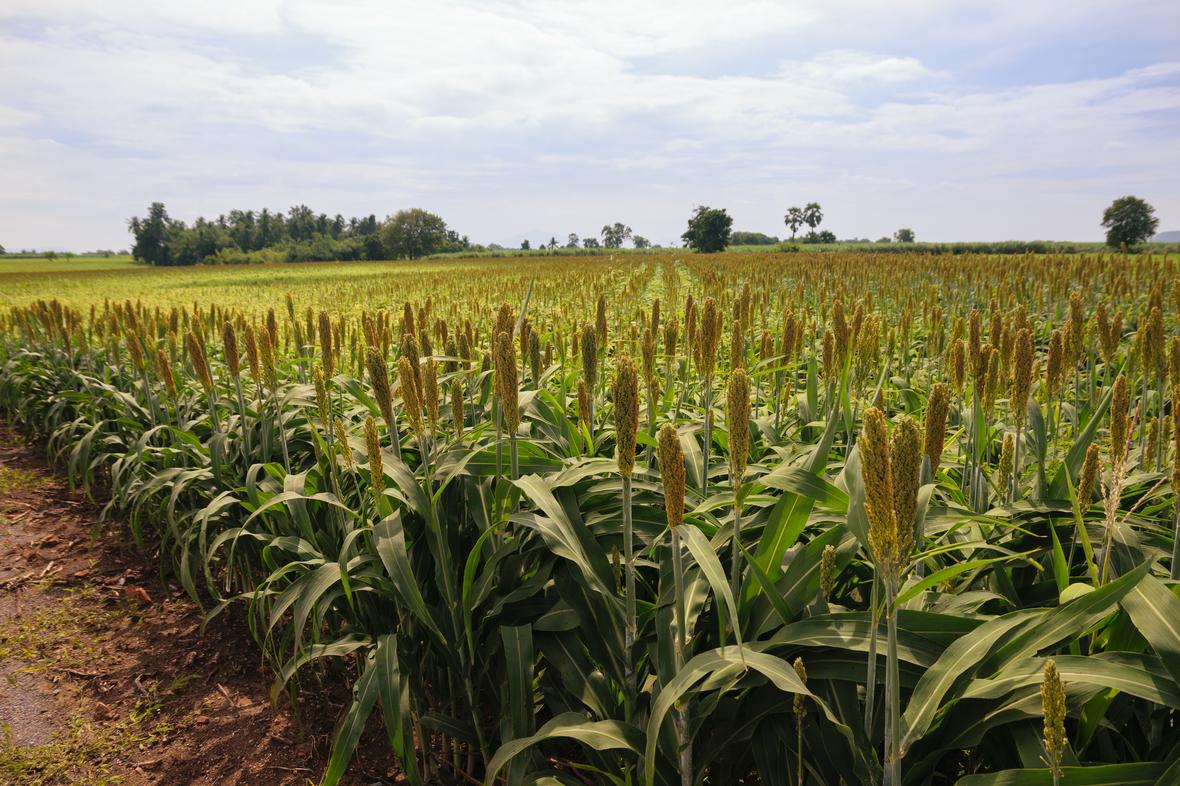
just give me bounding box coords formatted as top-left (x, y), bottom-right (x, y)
top-left (127, 203), bottom-right (473, 266)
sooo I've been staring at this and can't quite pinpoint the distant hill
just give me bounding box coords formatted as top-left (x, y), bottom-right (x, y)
top-left (1155, 230), bottom-right (1180, 242)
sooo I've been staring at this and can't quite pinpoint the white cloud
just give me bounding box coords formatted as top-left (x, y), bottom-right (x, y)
top-left (0, 0), bottom-right (1178, 249)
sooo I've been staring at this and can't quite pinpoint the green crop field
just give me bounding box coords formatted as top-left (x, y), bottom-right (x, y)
top-left (2, 251), bottom-right (1180, 785)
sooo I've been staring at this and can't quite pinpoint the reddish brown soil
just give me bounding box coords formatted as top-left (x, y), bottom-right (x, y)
top-left (0, 422), bottom-right (400, 785)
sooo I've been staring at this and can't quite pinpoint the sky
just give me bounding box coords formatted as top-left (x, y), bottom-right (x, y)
top-left (1, 1), bottom-right (1178, 251)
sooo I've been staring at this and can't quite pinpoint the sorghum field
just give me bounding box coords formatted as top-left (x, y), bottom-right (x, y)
top-left (2, 251), bottom-right (1179, 785)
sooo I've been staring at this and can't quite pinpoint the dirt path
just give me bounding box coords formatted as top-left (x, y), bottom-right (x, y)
top-left (0, 422), bottom-right (396, 785)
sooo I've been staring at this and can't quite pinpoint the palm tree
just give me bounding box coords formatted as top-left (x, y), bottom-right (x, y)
top-left (803, 202), bottom-right (824, 231)
top-left (784, 207), bottom-right (804, 239)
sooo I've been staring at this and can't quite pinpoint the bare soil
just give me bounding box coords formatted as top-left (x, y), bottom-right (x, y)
top-left (0, 422), bottom-right (399, 785)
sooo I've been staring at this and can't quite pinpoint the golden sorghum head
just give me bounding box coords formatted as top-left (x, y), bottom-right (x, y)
top-left (596, 294), bottom-right (608, 349)
top-left (951, 339), bottom-right (966, 391)
top-left (657, 423), bottom-right (685, 529)
top-left (157, 349), bottom-right (177, 397)
top-left (819, 544), bottom-right (836, 600)
top-left (1111, 374), bottom-right (1129, 462)
top-left (221, 321), bottom-right (240, 379)
top-left (924, 383), bottom-right (949, 471)
top-left (364, 416), bottom-right (384, 495)
top-left (699, 296), bottom-right (720, 377)
top-left (318, 311), bottom-right (334, 377)
top-left (861, 407), bottom-right (898, 576)
top-left (642, 328), bottom-right (656, 384)
top-left (398, 356), bottom-right (424, 437)
top-left (730, 316), bottom-right (745, 372)
top-left (822, 331), bottom-right (835, 382)
top-left (792, 657), bottom-right (808, 722)
top-left (366, 347), bottom-right (395, 428)
top-left (402, 332), bottom-right (423, 402)
top-left (999, 431), bottom-right (1015, 486)
top-left (1041, 659), bottom-right (1067, 776)
top-left (125, 329), bottom-right (145, 372)
top-left (1010, 328), bottom-right (1034, 427)
top-left (1045, 330), bottom-right (1063, 396)
top-left (259, 328), bottom-right (278, 390)
top-left (243, 324), bottom-right (261, 381)
top-left (581, 321), bottom-right (598, 390)
top-left (891, 415), bottom-right (921, 557)
top-left (423, 357), bottom-right (440, 429)
top-left (1079, 443), bottom-right (1100, 505)
top-left (613, 351), bottom-right (641, 474)
top-left (529, 332), bottom-right (542, 383)
top-left (1147, 306), bottom-right (1165, 379)
top-left (832, 299), bottom-right (849, 366)
top-left (612, 354), bottom-right (639, 477)
top-left (726, 368), bottom-right (751, 483)
top-left (1147, 417), bottom-right (1160, 471)
top-left (186, 329), bottom-right (213, 392)
top-left (968, 308), bottom-right (982, 377)
top-left (494, 331), bottom-right (520, 431)
top-left (664, 317), bottom-right (679, 363)
top-left (335, 418), bottom-right (354, 471)
top-left (1067, 292), bottom-right (1084, 360)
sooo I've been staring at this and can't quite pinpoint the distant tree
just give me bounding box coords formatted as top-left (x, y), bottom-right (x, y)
top-left (681, 206), bottom-right (733, 253)
top-left (128, 202), bottom-right (180, 266)
top-left (287, 204), bottom-right (317, 242)
top-left (566, 233), bottom-right (579, 248)
top-left (876, 236), bottom-right (892, 243)
top-left (894, 227), bottom-right (915, 243)
top-left (801, 229), bottom-right (837, 244)
top-left (520, 239), bottom-right (531, 250)
top-left (379, 208), bottom-right (450, 259)
top-left (731, 231), bottom-right (780, 246)
top-left (547, 237), bottom-right (558, 251)
top-left (0, 243), bottom-right (5, 255)
top-left (784, 207), bottom-right (805, 239)
top-left (1102, 196), bottom-right (1159, 248)
top-left (601, 222), bottom-right (633, 249)
top-left (802, 202), bottom-right (824, 231)
top-left (583, 237), bottom-right (601, 249)
top-left (44, 250), bottom-right (58, 261)
top-left (633, 235), bottom-right (651, 249)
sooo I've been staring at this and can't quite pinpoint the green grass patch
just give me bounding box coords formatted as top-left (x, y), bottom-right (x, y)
top-left (0, 700), bottom-right (173, 786)
top-left (0, 467), bottom-right (45, 495)
top-left (0, 590), bottom-right (119, 674)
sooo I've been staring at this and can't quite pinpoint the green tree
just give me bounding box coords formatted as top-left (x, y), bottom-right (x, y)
top-left (566, 233), bottom-right (579, 248)
top-left (520, 239), bottom-right (531, 250)
top-left (1102, 196), bottom-right (1159, 248)
top-left (894, 227), bottom-right (915, 242)
top-left (633, 235), bottom-right (651, 249)
top-left (802, 202), bottom-right (824, 231)
top-left (128, 202), bottom-right (179, 266)
top-left (601, 222), bottom-right (633, 249)
top-left (379, 208), bottom-right (450, 259)
top-left (784, 207), bottom-right (804, 239)
top-left (582, 237), bottom-right (600, 249)
top-left (731, 231), bottom-right (779, 246)
top-left (681, 206), bottom-right (733, 253)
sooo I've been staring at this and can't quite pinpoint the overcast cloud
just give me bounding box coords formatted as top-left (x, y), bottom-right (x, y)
top-left (1, 0), bottom-right (1178, 250)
